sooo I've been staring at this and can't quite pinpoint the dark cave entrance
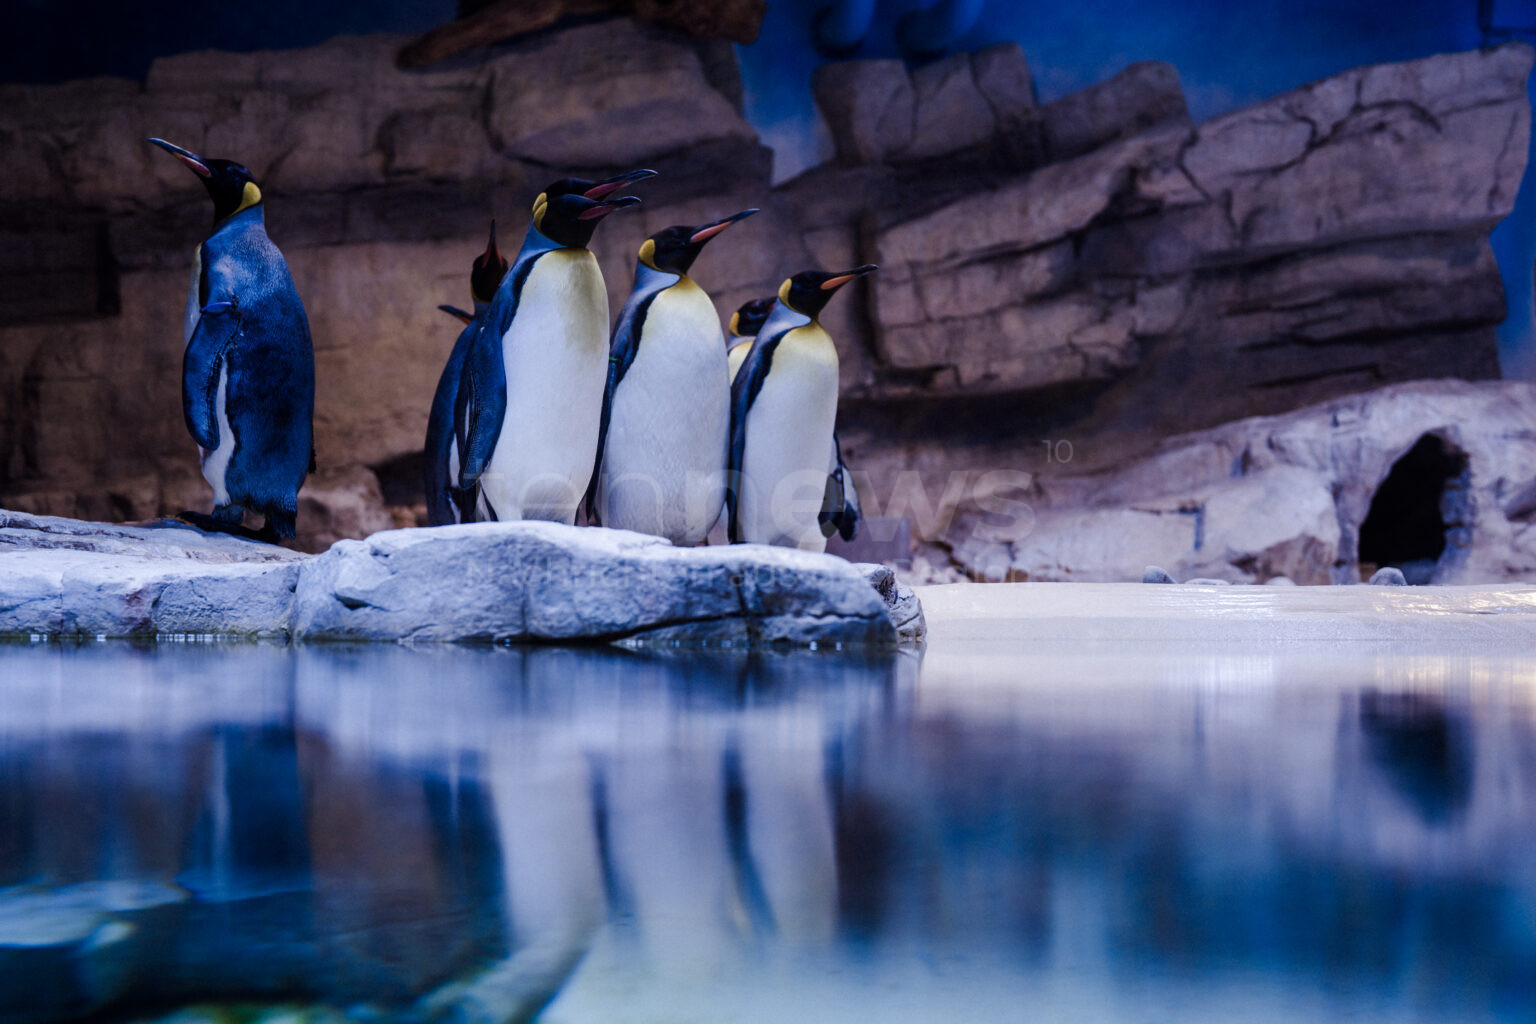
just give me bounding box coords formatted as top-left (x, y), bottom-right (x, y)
top-left (371, 451), bottom-right (427, 526)
top-left (1357, 434), bottom-right (1471, 584)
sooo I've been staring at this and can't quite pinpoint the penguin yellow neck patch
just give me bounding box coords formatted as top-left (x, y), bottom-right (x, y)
top-left (235, 181), bottom-right (262, 216)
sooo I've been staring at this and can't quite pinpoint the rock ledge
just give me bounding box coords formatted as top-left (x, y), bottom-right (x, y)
top-left (0, 512), bottom-right (907, 647)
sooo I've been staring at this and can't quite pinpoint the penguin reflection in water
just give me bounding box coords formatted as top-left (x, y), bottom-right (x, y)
top-left (148, 138), bottom-right (314, 541)
top-left (456, 171), bottom-right (653, 523)
top-left (726, 293), bottom-right (862, 547)
top-left (728, 268), bottom-right (875, 551)
top-left (588, 209), bottom-right (759, 544)
top-left (424, 223), bottom-right (508, 526)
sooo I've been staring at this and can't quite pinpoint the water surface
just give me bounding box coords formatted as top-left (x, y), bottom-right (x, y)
top-left (1, 639), bottom-right (1534, 1022)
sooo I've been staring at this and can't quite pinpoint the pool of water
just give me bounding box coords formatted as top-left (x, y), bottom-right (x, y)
top-left (1, 639), bottom-right (1534, 1022)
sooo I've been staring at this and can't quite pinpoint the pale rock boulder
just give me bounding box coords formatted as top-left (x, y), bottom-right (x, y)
top-left (1, 513), bottom-right (917, 646)
top-left (0, 512), bottom-right (302, 638)
top-left (292, 522), bottom-right (897, 646)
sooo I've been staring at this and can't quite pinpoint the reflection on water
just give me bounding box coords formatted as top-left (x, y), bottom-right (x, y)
top-left (1, 640), bottom-right (1535, 1022)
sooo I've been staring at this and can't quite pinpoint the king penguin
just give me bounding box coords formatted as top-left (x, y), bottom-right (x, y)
top-left (726, 296), bottom-right (775, 383)
top-left (149, 138), bottom-right (314, 541)
top-left (727, 266), bottom-right (877, 550)
top-left (726, 294), bottom-right (859, 541)
top-left (588, 209), bottom-right (758, 544)
top-left (457, 172), bottom-right (651, 523)
top-left (424, 222), bottom-right (508, 526)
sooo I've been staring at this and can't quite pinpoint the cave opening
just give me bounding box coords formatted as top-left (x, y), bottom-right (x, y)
top-left (1357, 433), bottom-right (1470, 584)
top-left (371, 451), bottom-right (427, 526)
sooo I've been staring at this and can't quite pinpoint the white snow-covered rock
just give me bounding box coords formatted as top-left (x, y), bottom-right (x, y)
top-left (0, 512), bottom-right (909, 647)
top-left (0, 511), bottom-right (302, 638)
top-left (292, 522), bottom-right (896, 646)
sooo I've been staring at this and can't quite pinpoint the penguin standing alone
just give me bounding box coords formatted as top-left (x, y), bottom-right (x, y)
top-left (149, 138), bottom-right (314, 541)
top-left (727, 293), bottom-right (862, 545)
top-left (457, 172), bottom-right (651, 523)
top-left (588, 209), bottom-right (758, 544)
top-left (727, 266), bottom-right (876, 550)
top-left (424, 222), bottom-right (508, 526)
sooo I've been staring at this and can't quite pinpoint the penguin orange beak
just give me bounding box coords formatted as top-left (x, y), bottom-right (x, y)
top-left (820, 264), bottom-right (879, 290)
top-left (147, 137), bottom-right (212, 178)
top-left (690, 208), bottom-right (759, 245)
top-left (578, 195), bottom-right (643, 221)
top-left (584, 169), bottom-right (657, 200)
top-left (438, 304), bottom-right (474, 325)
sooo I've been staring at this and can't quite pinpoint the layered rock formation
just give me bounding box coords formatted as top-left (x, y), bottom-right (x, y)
top-left (0, 18), bottom-right (1529, 575)
top-left (933, 380), bottom-right (1536, 586)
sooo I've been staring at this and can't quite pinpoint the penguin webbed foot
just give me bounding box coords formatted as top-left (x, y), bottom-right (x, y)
top-left (176, 507), bottom-right (273, 544)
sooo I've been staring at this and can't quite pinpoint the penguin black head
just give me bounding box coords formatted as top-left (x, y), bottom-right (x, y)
top-left (469, 220), bottom-right (509, 304)
top-left (148, 138), bottom-right (261, 227)
top-left (537, 168), bottom-right (657, 208)
top-left (639, 209), bottom-right (759, 276)
top-left (728, 296), bottom-right (776, 338)
top-left (777, 265), bottom-right (879, 320)
top-left (533, 189), bottom-right (642, 249)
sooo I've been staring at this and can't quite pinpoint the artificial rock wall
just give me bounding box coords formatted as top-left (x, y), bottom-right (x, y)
top-left (0, 19), bottom-right (1529, 561)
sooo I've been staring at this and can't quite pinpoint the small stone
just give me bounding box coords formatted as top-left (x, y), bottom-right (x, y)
top-left (293, 522), bottom-right (897, 647)
top-left (1369, 566), bottom-right (1409, 586)
top-left (1266, 576), bottom-right (1298, 586)
top-left (1143, 566), bottom-right (1177, 584)
top-left (853, 562), bottom-right (927, 643)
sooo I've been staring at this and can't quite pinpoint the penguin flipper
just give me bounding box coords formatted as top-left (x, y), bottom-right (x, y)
top-left (582, 356), bottom-right (618, 525)
top-left (458, 318), bottom-right (507, 486)
top-left (832, 433), bottom-right (860, 541)
top-left (725, 332), bottom-right (779, 543)
top-left (818, 434), bottom-right (861, 542)
top-left (584, 290), bottom-right (655, 524)
top-left (182, 300), bottom-right (240, 451)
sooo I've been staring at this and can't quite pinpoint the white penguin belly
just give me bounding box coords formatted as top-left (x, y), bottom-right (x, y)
top-left (598, 283), bottom-right (729, 545)
top-left (739, 328), bottom-right (840, 551)
top-left (200, 364), bottom-right (235, 507)
top-left (481, 250), bottom-right (609, 524)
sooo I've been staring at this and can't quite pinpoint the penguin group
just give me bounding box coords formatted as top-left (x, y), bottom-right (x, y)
top-left (151, 140), bottom-right (869, 554)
